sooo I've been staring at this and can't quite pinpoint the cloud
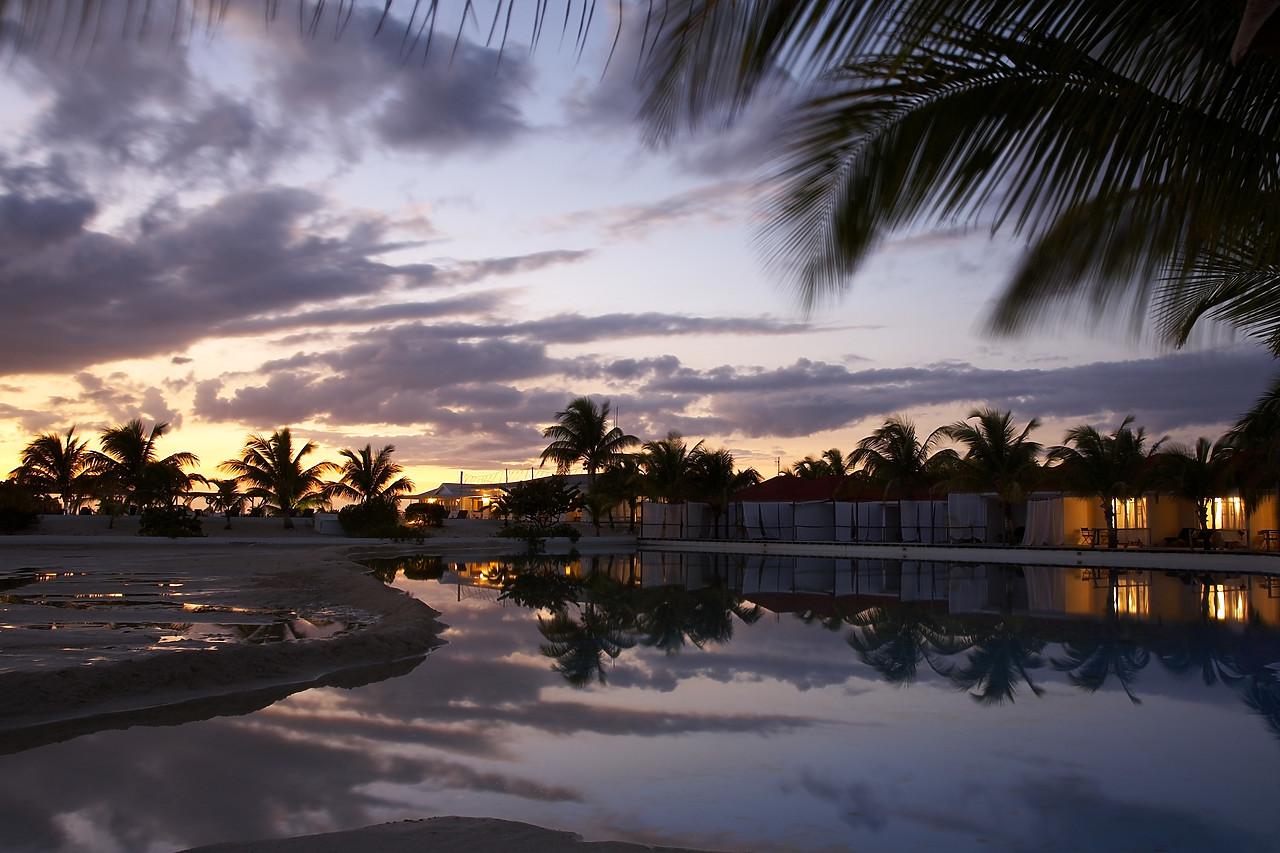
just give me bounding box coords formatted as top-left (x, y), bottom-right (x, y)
top-left (0, 172), bottom-right (599, 376)
top-left (183, 311), bottom-right (1275, 471)
top-left (248, 6), bottom-right (532, 157)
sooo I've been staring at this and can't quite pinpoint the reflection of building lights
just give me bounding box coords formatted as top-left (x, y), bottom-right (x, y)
top-left (1208, 585), bottom-right (1248, 621)
top-left (1113, 579), bottom-right (1149, 616)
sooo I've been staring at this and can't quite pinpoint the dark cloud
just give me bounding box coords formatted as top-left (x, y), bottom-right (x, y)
top-left (0, 172), bottom-right (594, 375)
top-left (185, 310), bottom-right (1275, 471)
top-left (12, 22), bottom-right (284, 182)
top-left (253, 6), bottom-right (531, 156)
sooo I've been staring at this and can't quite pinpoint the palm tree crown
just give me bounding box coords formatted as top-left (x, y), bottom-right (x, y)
top-left (331, 444), bottom-right (415, 504)
top-left (635, 2), bottom-right (1280, 357)
top-left (219, 428), bottom-right (338, 529)
top-left (1048, 415), bottom-right (1163, 548)
top-left (90, 419), bottom-right (200, 508)
top-left (852, 416), bottom-right (956, 498)
top-left (10, 427), bottom-right (95, 513)
top-left (540, 397), bottom-right (639, 486)
top-left (941, 408), bottom-right (1042, 541)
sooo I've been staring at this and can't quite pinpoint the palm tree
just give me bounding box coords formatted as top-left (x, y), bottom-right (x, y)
top-left (634, 3), bottom-right (1280, 360)
top-left (941, 408), bottom-right (1043, 543)
top-left (330, 444), bottom-right (415, 504)
top-left (540, 397), bottom-right (639, 490)
top-left (640, 431), bottom-right (704, 503)
top-left (204, 478), bottom-right (246, 530)
top-left (851, 416), bottom-right (956, 498)
top-left (1153, 436), bottom-right (1238, 541)
top-left (219, 429), bottom-right (338, 529)
top-left (690, 446), bottom-right (762, 537)
top-left (90, 419), bottom-right (200, 510)
top-left (593, 454), bottom-right (645, 532)
top-left (10, 427), bottom-right (95, 513)
top-left (1048, 416), bottom-right (1162, 548)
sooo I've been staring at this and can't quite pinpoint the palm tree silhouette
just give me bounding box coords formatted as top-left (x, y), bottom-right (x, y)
top-left (540, 396), bottom-right (638, 489)
top-left (10, 427), bottom-right (95, 514)
top-left (330, 444), bottom-right (415, 504)
top-left (690, 446), bottom-right (761, 538)
top-left (633, 4), bottom-right (1280, 359)
top-left (220, 428), bottom-right (338, 529)
top-left (1048, 416), bottom-right (1162, 548)
top-left (204, 478), bottom-right (246, 530)
top-left (90, 419), bottom-right (200, 510)
top-left (941, 408), bottom-right (1043, 543)
top-left (852, 416), bottom-right (956, 499)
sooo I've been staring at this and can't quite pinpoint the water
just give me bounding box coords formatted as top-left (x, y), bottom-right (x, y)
top-left (0, 551), bottom-right (1278, 853)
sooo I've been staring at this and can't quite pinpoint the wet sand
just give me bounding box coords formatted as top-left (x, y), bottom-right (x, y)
top-left (0, 518), bottom-right (710, 853)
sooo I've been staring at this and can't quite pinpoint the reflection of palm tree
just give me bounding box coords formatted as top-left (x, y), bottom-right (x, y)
top-left (940, 620), bottom-right (1047, 705)
top-left (10, 427), bottom-right (95, 513)
top-left (538, 605), bottom-right (637, 687)
top-left (220, 428), bottom-right (337, 529)
top-left (1052, 569), bottom-right (1150, 704)
top-left (845, 606), bottom-right (971, 686)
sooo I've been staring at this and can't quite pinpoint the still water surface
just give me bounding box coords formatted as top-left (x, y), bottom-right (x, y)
top-left (1, 551), bottom-right (1278, 853)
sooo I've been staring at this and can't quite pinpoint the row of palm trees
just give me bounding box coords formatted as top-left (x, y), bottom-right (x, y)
top-left (539, 397), bottom-right (763, 532)
top-left (8, 421), bottom-right (415, 529)
top-left (539, 396), bottom-right (1280, 548)
top-left (784, 408), bottom-right (1274, 548)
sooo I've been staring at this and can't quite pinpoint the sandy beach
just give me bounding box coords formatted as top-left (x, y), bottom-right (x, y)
top-left (0, 516), bottom-right (720, 853)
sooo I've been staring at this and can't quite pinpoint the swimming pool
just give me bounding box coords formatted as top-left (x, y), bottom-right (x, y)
top-left (0, 550), bottom-right (1276, 852)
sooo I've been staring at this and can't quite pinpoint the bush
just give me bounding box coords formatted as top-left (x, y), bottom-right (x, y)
top-left (338, 499), bottom-right (425, 542)
top-left (139, 506), bottom-right (205, 538)
top-left (497, 521), bottom-right (582, 548)
top-left (403, 501), bottom-right (448, 527)
top-left (0, 482), bottom-right (47, 534)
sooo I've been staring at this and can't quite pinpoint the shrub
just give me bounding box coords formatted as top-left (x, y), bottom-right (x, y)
top-left (403, 501), bottom-right (448, 527)
top-left (496, 521), bottom-right (582, 548)
top-left (338, 498), bottom-right (424, 542)
top-left (138, 506), bottom-right (205, 538)
top-left (0, 481), bottom-right (47, 534)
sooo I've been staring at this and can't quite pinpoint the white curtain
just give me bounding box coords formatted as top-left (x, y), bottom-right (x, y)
top-left (947, 493), bottom-right (987, 542)
top-left (793, 501), bottom-right (835, 541)
top-left (1021, 497), bottom-right (1065, 546)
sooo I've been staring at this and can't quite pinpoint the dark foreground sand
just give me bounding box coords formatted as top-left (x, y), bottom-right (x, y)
top-left (0, 522), bottom-right (720, 853)
top-left (180, 816), bottom-right (728, 853)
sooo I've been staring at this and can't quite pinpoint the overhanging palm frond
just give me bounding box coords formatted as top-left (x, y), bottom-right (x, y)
top-left (640, 1), bottom-right (1280, 346)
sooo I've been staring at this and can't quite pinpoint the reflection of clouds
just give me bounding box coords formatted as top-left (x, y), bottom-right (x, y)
top-left (792, 772), bottom-right (888, 832)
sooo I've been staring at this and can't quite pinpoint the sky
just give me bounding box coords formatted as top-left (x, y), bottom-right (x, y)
top-left (0, 0), bottom-right (1275, 492)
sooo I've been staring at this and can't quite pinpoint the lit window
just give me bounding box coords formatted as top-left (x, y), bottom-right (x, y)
top-left (1111, 498), bottom-right (1147, 529)
top-left (1209, 497), bottom-right (1245, 530)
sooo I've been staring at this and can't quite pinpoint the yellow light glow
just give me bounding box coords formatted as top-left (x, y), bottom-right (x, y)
top-left (1208, 585), bottom-right (1248, 621)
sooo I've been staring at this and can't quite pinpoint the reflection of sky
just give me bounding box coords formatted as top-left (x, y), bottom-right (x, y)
top-left (1, 573), bottom-right (1278, 853)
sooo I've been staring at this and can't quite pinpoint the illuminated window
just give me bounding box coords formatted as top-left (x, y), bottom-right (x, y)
top-left (1111, 498), bottom-right (1147, 529)
top-left (1209, 497), bottom-right (1246, 530)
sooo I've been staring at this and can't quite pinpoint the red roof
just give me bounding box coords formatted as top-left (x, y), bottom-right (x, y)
top-left (733, 474), bottom-right (848, 503)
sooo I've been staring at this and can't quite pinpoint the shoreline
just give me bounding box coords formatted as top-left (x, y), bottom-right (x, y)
top-left (0, 531), bottom-right (731, 853)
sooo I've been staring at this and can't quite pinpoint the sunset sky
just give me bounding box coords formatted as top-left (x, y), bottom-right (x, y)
top-left (1, 1), bottom-right (1274, 492)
